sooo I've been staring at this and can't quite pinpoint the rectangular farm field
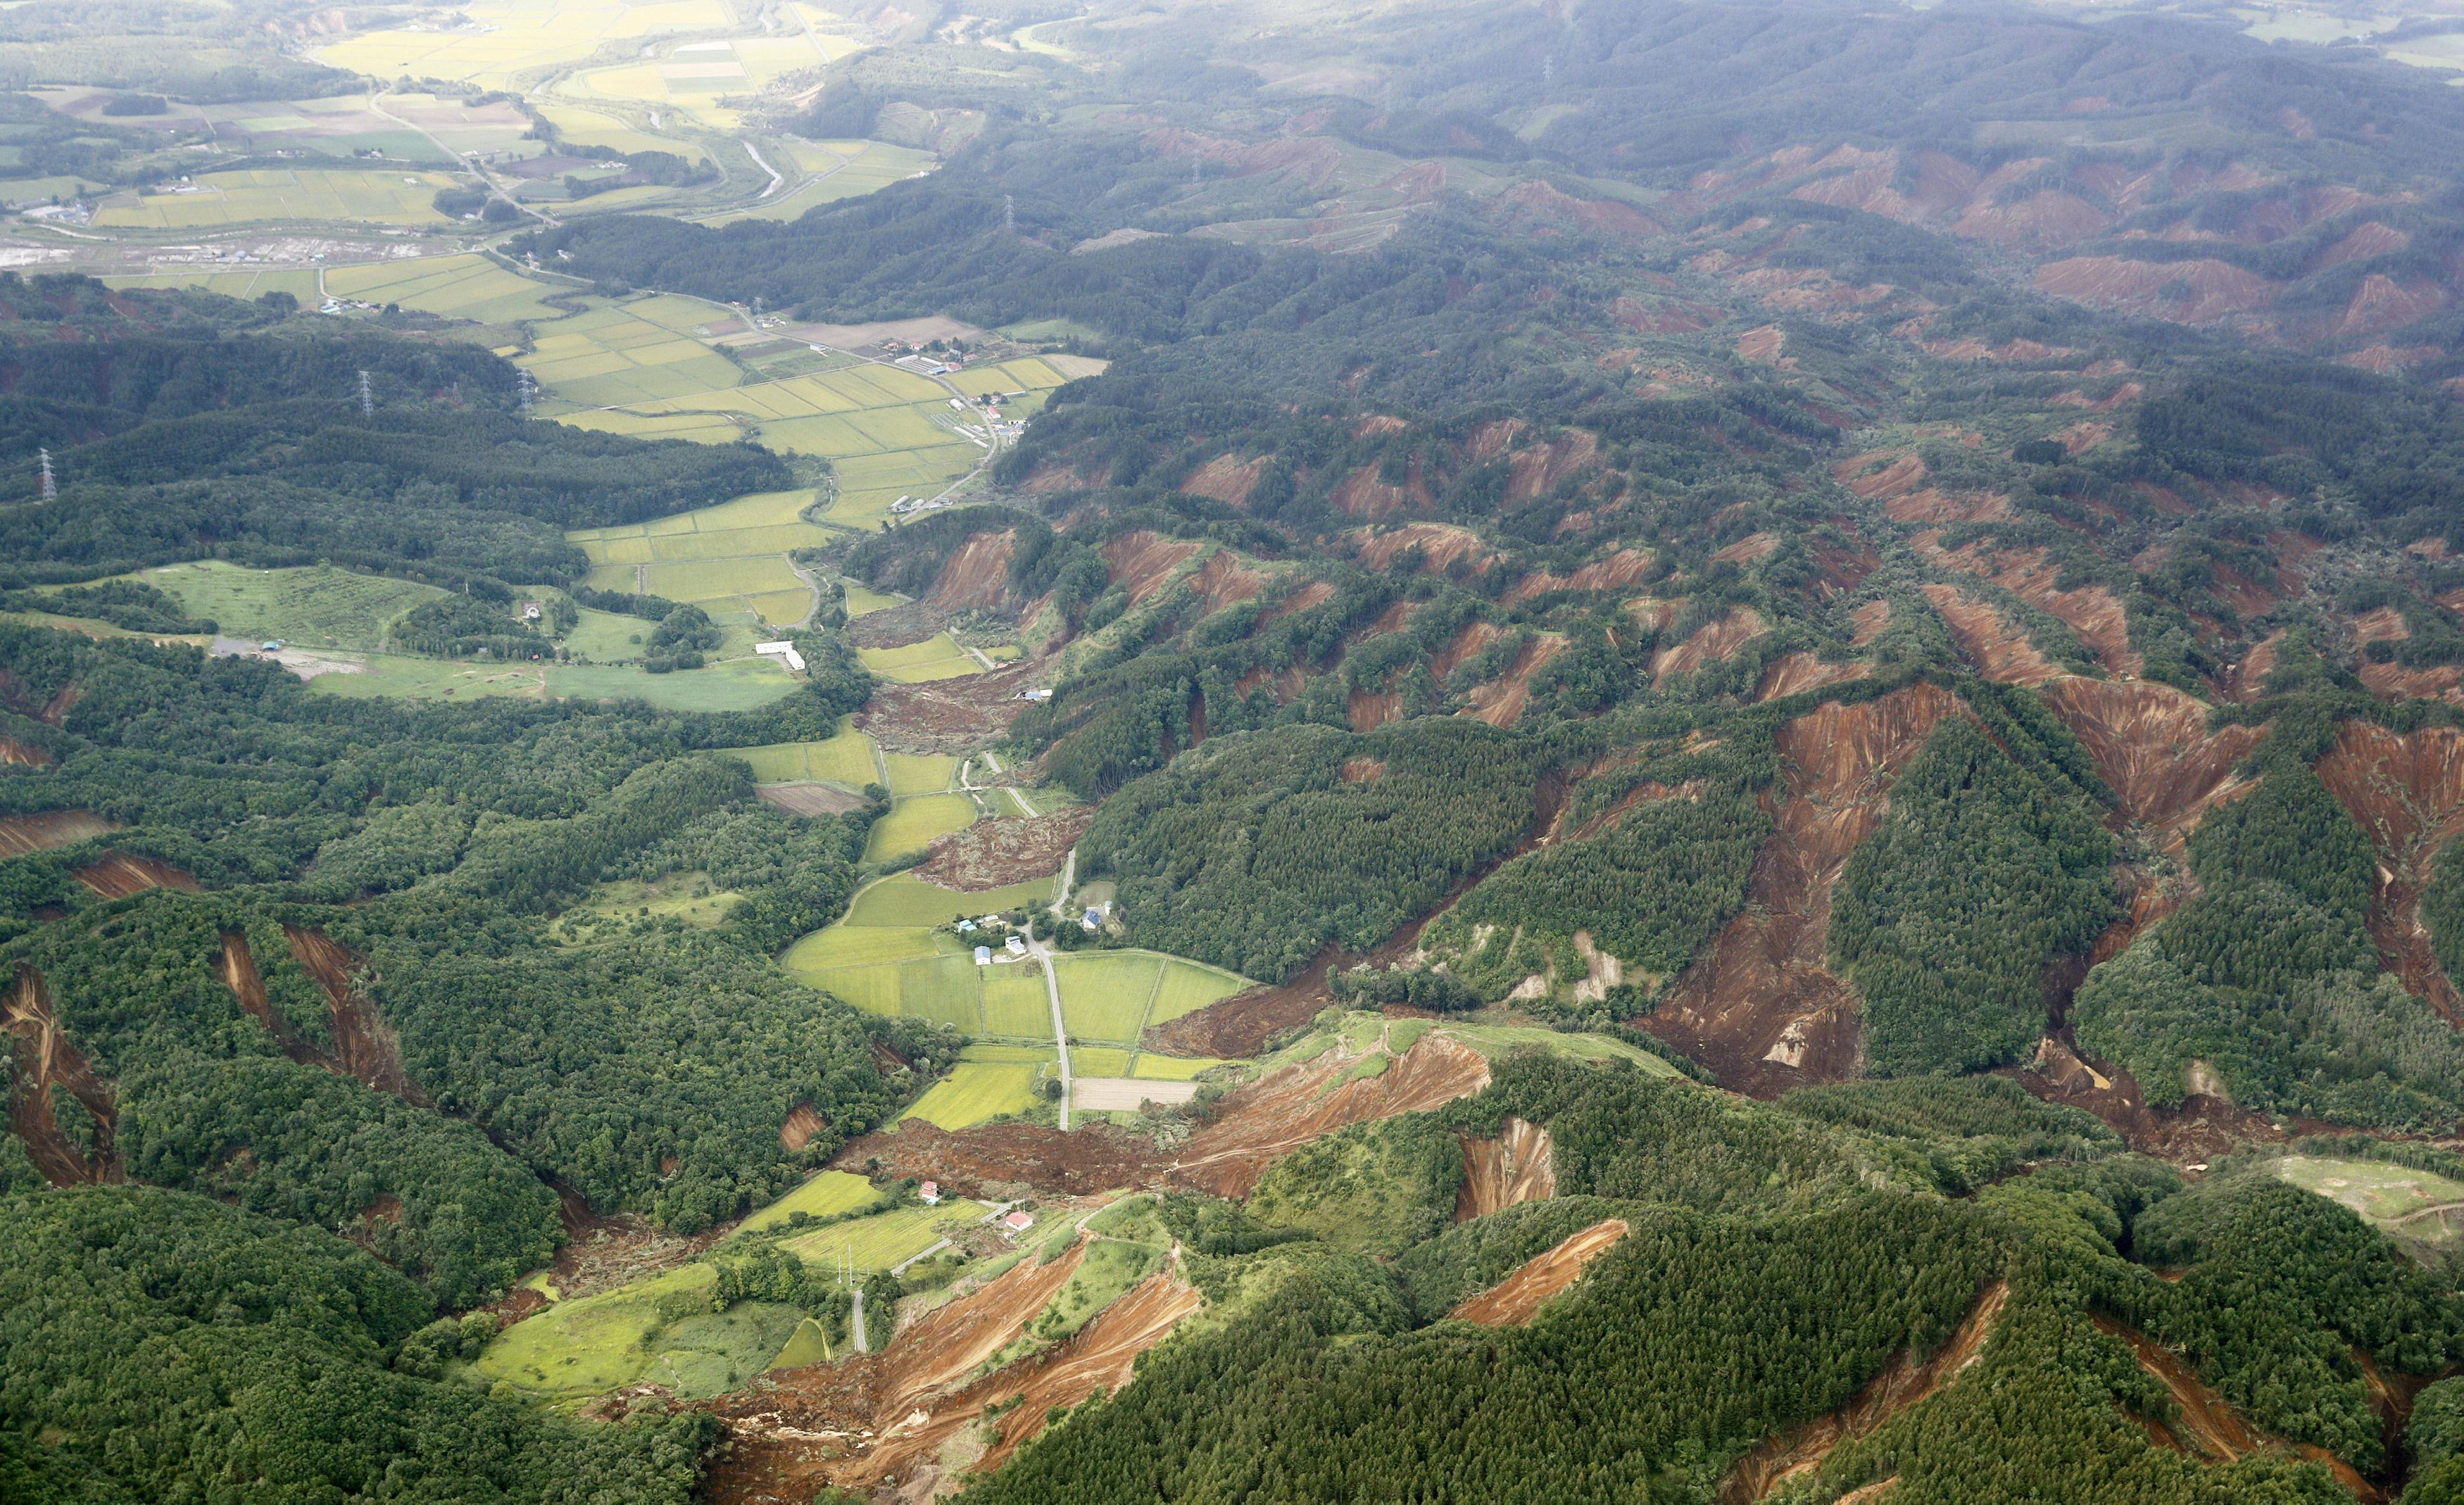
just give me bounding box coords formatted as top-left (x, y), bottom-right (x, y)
top-left (862, 793), bottom-right (974, 862)
top-left (979, 969), bottom-right (1056, 1040)
top-left (1054, 954), bottom-right (1164, 1043)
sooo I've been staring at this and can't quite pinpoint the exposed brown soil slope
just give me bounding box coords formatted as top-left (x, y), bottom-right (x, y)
top-left (0, 809), bottom-right (111, 856)
top-left (1171, 1033), bottom-right (1492, 1198)
top-left (966, 1271), bottom-right (1202, 1470)
top-left (834, 1117), bottom-right (1169, 1199)
top-left (1181, 453), bottom-right (1264, 505)
top-left (858, 660), bottom-right (1041, 756)
top-left (0, 734), bottom-right (51, 766)
top-left (283, 926), bottom-right (427, 1104)
top-left (2098, 1318), bottom-right (2378, 1499)
top-left (3, 965), bottom-right (117, 1185)
top-left (1719, 1282), bottom-right (2008, 1504)
top-left (2035, 256), bottom-right (2278, 325)
top-left (1508, 548), bottom-right (1657, 603)
top-left (1928, 543), bottom-right (2141, 676)
top-left (2037, 679), bottom-right (2262, 858)
top-left (1652, 608), bottom-right (1766, 686)
top-left (1645, 684), bottom-right (1963, 1096)
top-left (218, 929), bottom-right (322, 1065)
top-left (1145, 950), bottom-right (1335, 1060)
top-left (1450, 1219), bottom-right (1628, 1325)
top-left (71, 852), bottom-right (199, 900)
top-left (1463, 632), bottom-right (1569, 727)
top-left (914, 808), bottom-right (1093, 890)
top-left (924, 530), bottom-right (1018, 615)
top-left (703, 1242), bottom-right (1202, 1502)
top-left (1833, 449), bottom-right (2008, 523)
top-left (1921, 584), bottom-right (2061, 685)
top-left (1455, 1114), bottom-right (1555, 1221)
top-left (2315, 722), bottom-right (2464, 1019)
top-left (780, 1103), bottom-right (827, 1152)
top-left (1185, 552), bottom-right (1269, 615)
top-left (1356, 522), bottom-right (1492, 575)
top-left (1101, 530), bottom-right (1202, 605)
top-left (834, 1034), bottom-right (1490, 1200)
top-left (1758, 651), bottom-right (1869, 703)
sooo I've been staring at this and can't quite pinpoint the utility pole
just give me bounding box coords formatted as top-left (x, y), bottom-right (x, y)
top-left (357, 370), bottom-right (373, 417)
top-left (517, 370), bottom-right (535, 415)
top-left (1191, 149), bottom-right (1202, 186)
top-left (1002, 193), bottom-right (1015, 234)
top-left (1543, 53), bottom-right (1555, 86)
top-left (37, 448), bottom-right (53, 501)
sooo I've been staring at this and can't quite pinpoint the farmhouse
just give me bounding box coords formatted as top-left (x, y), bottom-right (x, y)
top-left (753, 639), bottom-right (806, 672)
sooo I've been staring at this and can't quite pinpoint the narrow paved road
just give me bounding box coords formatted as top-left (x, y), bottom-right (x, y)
top-left (1027, 923), bottom-right (1071, 1130)
top-left (850, 1286), bottom-right (868, 1354)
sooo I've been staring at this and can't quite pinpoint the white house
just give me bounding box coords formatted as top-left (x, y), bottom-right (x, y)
top-left (1004, 935), bottom-right (1027, 957)
top-left (919, 1180), bottom-right (941, 1206)
top-left (974, 945), bottom-right (993, 966)
top-left (752, 641), bottom-right (806, 673)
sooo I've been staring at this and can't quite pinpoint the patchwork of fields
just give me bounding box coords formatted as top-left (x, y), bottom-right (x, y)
top-left (570, 488), bottom-right (826, 626)
top-left (782, 870), bottom-right (1250, 1059)
top-left (99, 246), bottom-right (1087, 639)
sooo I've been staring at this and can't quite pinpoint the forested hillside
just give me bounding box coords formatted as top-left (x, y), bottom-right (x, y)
top-left (17, 0), bottom-right (2464, 1499)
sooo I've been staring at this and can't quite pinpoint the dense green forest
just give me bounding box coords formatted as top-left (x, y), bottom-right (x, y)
top-left (0, 277), bottom-right (786, 593)
top-left (964, 1057), bottom-right (2441, 1505)
top-left (1077, 717), bottom-right (1539, 981)
top-left (1833, 714), bottom-right (2115, 1076)
top-left (2074, 731), bottom-right (2464, 1129)
top-left (25, 0), bottom-right (2464, 1496)
top-left (0, 1186), bottom-right (712, 1504)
